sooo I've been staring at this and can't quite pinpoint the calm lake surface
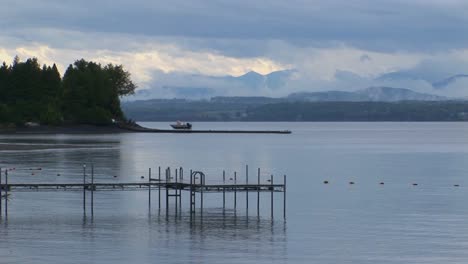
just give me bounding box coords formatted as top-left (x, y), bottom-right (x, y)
top-left (1, 122), bottom-right (468, 263)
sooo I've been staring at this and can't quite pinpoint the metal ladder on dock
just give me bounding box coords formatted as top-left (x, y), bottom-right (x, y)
top-left (189, 171), bottom-right (205, 215)
top-left (165, 167), bottom-right (183, 215)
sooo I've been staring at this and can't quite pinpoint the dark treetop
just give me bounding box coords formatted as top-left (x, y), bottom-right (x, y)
top-left (0, 56), bottom-right (136, 126)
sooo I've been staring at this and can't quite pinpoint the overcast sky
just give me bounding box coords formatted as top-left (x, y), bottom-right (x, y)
top-left (2, 0), bottom-right (468, 97)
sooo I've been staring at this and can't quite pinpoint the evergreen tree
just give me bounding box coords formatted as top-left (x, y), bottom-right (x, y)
top-left (62, 59), bottom-right (136, 125)
top-left (0, 56), bottom-right (135, 126)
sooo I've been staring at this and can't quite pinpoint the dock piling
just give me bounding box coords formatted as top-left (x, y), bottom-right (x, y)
top-left (246, 165), bottom-right (249, 216)
top-left (0, 167), bottom-right (2, 217)
top-left (257, 168), bottom-right (260, 218)
top-left (91, 164), bottom-right (94, 217)
top-left (271, 174), bottom-right (274, 219)
top-left (234, 171), bottom-right (237, 212)
top-left (201, 172), bottom-right (204, 218)
top-left (175, 168), bottom-right (178, 216)
top-left (283, 174), bottom-right (286, 220)
top-left (158, 166), bottom-right (161, 210)
top-left (179, 173), bottom-right (182, 213)
top-left (222, 170), bottom-right (225, 210)
top-left (82, 164), bottom-right (86, 216)
top-left (148, 167), bottom-right (151, 211)
top-left (166, 167), bottom-right (169, 215)
top-left (179, 169), bottom-right (182, 213)
top-left (5, 170), bottom-right (7, 217)
top-left (190, 170), bottom-right (194, 216)
top-left (190, 170), bottom-right (193, 215)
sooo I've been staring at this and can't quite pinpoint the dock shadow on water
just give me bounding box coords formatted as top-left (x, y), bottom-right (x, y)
top-left (1, 212), bottom-right (288, 264)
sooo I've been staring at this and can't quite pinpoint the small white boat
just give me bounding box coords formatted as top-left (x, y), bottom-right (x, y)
top-left (170, 121), bottom-right (192, 130)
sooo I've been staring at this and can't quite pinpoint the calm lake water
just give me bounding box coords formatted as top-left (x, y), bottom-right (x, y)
top-left (1, 122), bottom-right (468, 263)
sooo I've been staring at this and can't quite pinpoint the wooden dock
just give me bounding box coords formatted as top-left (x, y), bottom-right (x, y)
top-left (132, 129), bottom-right (292, 134)
top-left (0, 166), bottom-right (286, 220)
top-left (119, 122), bottom-right (292, 134)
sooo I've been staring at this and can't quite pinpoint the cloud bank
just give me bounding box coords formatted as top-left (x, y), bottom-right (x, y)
top-left (2, 1), bottom-right (468, 98)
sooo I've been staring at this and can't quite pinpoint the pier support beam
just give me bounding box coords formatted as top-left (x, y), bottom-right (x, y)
top-left (246, 165), bottom-right (249, 216)
top-left (257, 168), bottom-right (260, 218)
top-left (0, 167), bottom-right (2, 217)
top-left (222, 170), bottom-right (225, 210)
top-left (190, 170), bottom-right (194, 216)
top-left (179, 168), bottom-right (182, 212)
top-left (234, 172), bottom-right (237, 212)
top-left (148, 168), bottom-right (151, 211)
top-left (82, 165), bottom-right (86, 216)
top-left (166, 167), bottom-right (169, 216)
top-left (271, 174), bottom-right (274, 219)
top-left (175, 168), bottom-right (178, 216)
top-left (5, 170), bottom-right (7, 217)
top-left (91, 164), bottom-right (94, 217)
top-left (201, 172), bottom-right (204, 218)
top-left (158, 166), bottom-right (161, 210)
top-left (283, 174), bottom-right (286, 220)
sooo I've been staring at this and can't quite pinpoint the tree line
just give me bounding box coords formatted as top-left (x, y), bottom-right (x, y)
top-left (0, 56), bottom-right (136, 126)
top-left (122, 99), bottom-right (468, 121)
top-left (244, 101), bottom-right (468, 121)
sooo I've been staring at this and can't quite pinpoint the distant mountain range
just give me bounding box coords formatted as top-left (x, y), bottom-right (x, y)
top-left (287, 87), bottom-right (448, 102)
top-left (126, 69), bottom-right (297, 100)
top-left (126, 69), bottom-right (468, 100)
top-left (377, 71), bottom-right (468, 90)
top-left (217, 69), bottom-right (296, 90)
top-left (122, 87), bottom-right (468, 122)
top-left (432, 74), bottom-right (468, 89)
top-left (125, 87), bottom-right (455, 110)
top-left (207, 87), bottom-right (449, 104)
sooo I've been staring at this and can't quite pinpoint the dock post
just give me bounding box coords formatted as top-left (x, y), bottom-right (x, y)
top-left (190, 170), bottom-right (193, 216)
top-left (148, 168), bottom-right (151, 211)
top-left (234, 171), bottom-right (237, 212)
top-left (270, 175), bottom-right (274, 219)
top-left (200, 172), bottom-right (204, 218)
top-left (175, 168), bottom-right (178, 216)
top-left (283, 174), bottom-right (286, 220)
top-left (158, 166), bottom-right (161, 210)
top-left (222, 170), bottom-right (225, 210)
top-left (82, 164), bottom-right (86, 216)
top-left (166, 167), bottom-right (169, 215)
top-left (0, 167), bottom-right (2, 217)
top-left (246, 165), bottom-right (249, 216)
top-left (91, 164), bottom-right (94, 217)
top-left (257, 168), bottom-right (260, 218)
top-left (4, 169), bottom-right (7, 217)
top-left (179, 169), bottom-right (182, 213)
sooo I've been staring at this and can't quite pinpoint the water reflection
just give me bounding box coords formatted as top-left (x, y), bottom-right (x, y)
top-left (3, 122), bottom-right (468, 263)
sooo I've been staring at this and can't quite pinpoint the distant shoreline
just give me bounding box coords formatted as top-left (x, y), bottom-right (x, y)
top-left (122, 100), bottom-right (468, 122)
top-left (0, 125), bottom-right (129, 134)
top-left (0, 124), bottom-right (291, 134)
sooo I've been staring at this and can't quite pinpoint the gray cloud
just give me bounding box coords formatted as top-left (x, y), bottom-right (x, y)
top-left (3, 0), bottom-right (468, 99)
top-left (2, 0), bottom-right (468, 53)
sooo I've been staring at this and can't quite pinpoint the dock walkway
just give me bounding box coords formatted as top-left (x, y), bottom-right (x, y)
top-left (0, 166), bottom-right (286, 220)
